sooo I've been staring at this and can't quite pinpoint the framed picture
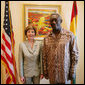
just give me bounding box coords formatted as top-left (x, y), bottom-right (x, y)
top-left (24, 4), bottom-right (61, 40)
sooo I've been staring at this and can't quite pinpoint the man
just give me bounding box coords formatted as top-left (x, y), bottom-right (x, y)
top-left (42, 13), bottom-right (79, 84)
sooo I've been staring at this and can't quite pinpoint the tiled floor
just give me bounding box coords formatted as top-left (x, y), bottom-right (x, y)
top-left (40, 78), bottom-right (71, 84)
top-left (40, 78), bottom-right (50, 84)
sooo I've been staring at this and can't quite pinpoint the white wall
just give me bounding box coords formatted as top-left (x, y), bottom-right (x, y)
top-left (1, 1), bottom-right (84, 84)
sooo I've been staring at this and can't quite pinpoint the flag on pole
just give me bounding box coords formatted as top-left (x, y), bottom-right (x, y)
top-left (70, 1), bottom-right (78, 38)
top-left (1, 1), bottom-right (17, 84)
top-left (70, 1), bottom-right (78, 84)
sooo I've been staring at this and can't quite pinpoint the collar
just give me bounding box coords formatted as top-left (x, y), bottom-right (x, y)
top-left (50, 28), bottom-right (63, 39)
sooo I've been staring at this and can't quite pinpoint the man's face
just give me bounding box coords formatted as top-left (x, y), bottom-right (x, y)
top-left (50, 15), bottom-right (61, 33)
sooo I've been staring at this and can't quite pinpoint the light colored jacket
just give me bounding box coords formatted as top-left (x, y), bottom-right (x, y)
top-left (19, 40), bottom-right (43, 77)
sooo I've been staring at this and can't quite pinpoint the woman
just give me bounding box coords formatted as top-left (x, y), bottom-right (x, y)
top-left (19, 25), bottom-right (43, 84)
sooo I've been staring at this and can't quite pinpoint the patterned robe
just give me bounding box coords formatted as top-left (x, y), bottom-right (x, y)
top-left (42, 28), bottom-right (79, 84)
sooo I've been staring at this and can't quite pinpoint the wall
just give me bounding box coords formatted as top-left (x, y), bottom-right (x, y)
top-left (1, 1), bottom-right (84, 84)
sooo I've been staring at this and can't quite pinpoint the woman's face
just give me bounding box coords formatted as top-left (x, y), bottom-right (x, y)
top-left (27, 29), bottom-right (35, 40)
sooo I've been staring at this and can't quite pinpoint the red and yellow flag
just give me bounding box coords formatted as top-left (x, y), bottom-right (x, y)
top-left (70, 1), bottom-right (78, 38)
top-left (70, 1), bottom-right (78, 84)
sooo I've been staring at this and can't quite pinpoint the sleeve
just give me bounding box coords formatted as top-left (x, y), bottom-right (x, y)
top-left (42, 38), bottom-right (48, 79)
top-left (69, 34), bottom-right (79, 80)
top-left (18, 43), bottom-right (24, 78)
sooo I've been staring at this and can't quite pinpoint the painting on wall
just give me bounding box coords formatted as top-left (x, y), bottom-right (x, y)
top-left (24, 4), bottom-right (61, 40)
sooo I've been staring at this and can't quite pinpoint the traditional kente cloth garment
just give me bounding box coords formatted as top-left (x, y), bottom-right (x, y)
top-left (43, 28), bottom-right (79, 84)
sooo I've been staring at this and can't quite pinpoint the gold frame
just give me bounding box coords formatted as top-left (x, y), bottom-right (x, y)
top-left (23, 4), bottom-right (61, 40)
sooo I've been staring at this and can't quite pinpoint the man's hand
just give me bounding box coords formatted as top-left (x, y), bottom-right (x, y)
top-left (20, 77), bottom-right (25, 83)
top-left (68, 73), bottom-right (76, 80)
top-left (45, 76), bottom-right (49, 79)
